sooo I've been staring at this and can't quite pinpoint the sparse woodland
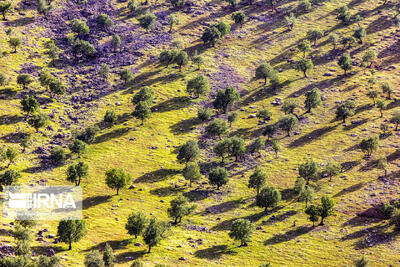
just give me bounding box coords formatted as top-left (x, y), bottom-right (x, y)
top-left (1, 0), bottom-right (400, 265)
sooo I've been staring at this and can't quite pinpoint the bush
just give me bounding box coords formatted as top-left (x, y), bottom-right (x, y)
top-left (49, 146), bottom-right (66, 164)
top-left (76, 125), bottom-right (100, 144)
top-left (197, 107), bottom-right (212, 122)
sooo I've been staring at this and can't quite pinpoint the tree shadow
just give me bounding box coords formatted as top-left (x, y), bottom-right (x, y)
top-left (0, 115), bottom-right (23, 125)
top-left (169, 117), bottom-right (200, 134)
top-left (334, 182), bottom-right (364, 197)
top-left (183, 188), bottom-right (214, 202)
top-left (150, 185), bottom-right (185, 197)
top-left (288, 125), bottom-right (337, 148)
top-left (203, 199), bottom-right (243, 215)
top-left (211, 211), bottom-right (265, 231)
top-left (341, 160), bottom-right (361, 171)
top-left (1, 132), bottom-right (25, 143)
top-left (343, 118), bottom-right (368, 131)
top-left (264, 225), bottom-right (313, 245)
top-left (84, 239), bottom-right (132, 252)
top-left (0, 88), bottom-right (17, 100)
top-left (152, 96), bottom-right (192, 113)
top-left (82, 195), bottom-right (112, 210)
top-left (264, 210), bottom-right (297, 225)
top-left (116, 250), bottom-right (147, 264)
top-left (94, 127), bottom-right (130, 144)
top-left (135, 168), bottom-right (181, 183)
top-left (194, 245), bottom-right (237, 260)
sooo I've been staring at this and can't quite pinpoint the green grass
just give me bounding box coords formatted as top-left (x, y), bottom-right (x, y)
top-left (1, 0), bottom-right (400, 266)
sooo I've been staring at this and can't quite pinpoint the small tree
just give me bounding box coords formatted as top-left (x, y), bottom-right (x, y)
top-left (257, 108), bottom-right (271, 122)
top-left (167, 195), bottom-right (196, 224)
top-left (192, 53), bottom-right (203, 70)
top-left (28, 113), bottom-right (49, 132)
top-left (17, 74), bottom-right (33, 89)
top-left (120, 69), bottom-right (133, 85)
top-left (111, 34), bottom-right (121, 52)
top-left (159, 50), bottom-right (177, 68)
top-left (105, 168), bottom-right (132, 195)
top-left (126, 212), bottom-right (148, 238)
top-left (8, 37), bottom-right (22, 53)
top-left (360, 135), bottom-right (379, 157)
top-left (328, 33), bottom-right (339, 50)
top-left (57, 218), bottom-right (86, 250)
top-left (99, 64), bottom-right (110, 78)
top-left (224, 0), bottom-right (238, 8)
top-left (299, 159), bottom-right (319, 185)
top-left (282, 99), bottom-right (298, 115)
top-left (298, 185), bottom-right (314, 208)
top-left (128, 0), bottom-right (137, 13)
top-left (20, 95), bottom-right (39, 117)
top-left (255, 63), bottom-right (275, 85)
top-left (186, 75), bottom-right (210, 98)
top-left (213, 86), bottom-right (240, 113)
top-left (353, 27), bottom-right (366, 44)
top-left (306, 28), bottom-right (323, 46)
top-left (49, 146), bottom-right (66, 165)
top-left (338, 53), bottom-right (352, 74)
top-left (354, 255), bottom-right (369, 267)
top-left (376, 99), bottom-right (386, 118)
top-left (208, 167), bottom-right (229, 189)
top-left (381, 82), bottom-right (393, 99)
top-left (214, 138), bottom-right (231, 162)
top-left (103, 243), bottom-right (115, 267)
top-left (297, 39), bottom-right (311, 58)
top-left (337, 6), bottom-right (351, 24)
top-left (138, 13), bottom-right (156, 32)
top-left (71, 19), bottom-right (90, 36)
top-left (0, 169), bottom-right (20, 191)
top-left (284, 13), bottom-right (296, 31)
top-left (230, 136), bottom-right (245, 161)
top-left (271, 140), bottom-right (280, 158)
top-left (183, 162), bottom-right (202, 187)
top-left (228, 112), bottom-right (238, 127)
top-left (84, 251), bottom-right (104, 267)
top-left (168, 14), bottom-right (179, 33)
top-left (232, 11), bottom-right (246, 26)
top-left (248, 167), bottom-right (267, 196)
top-left (133, 101), bottom-right (151, 125)
top-left (390, 111), bottom-right (400, 131)
top-left (49, 79), bottom-right (66, 98)
top-left (249, 137), bottom-right (264, 155)
top-left (104, 110), bottom-right (117, 126)
top-left (5, 147), bottom-right (18, 167)
top-left (335, 100), bottom-right (355, 123)
top-left (305, 204), bottom-right (320, 227)
top-left (143, 218), bottom-right (163, 253)
top-left (66, 161), bottom-right (89, 186)
top-left (263, 124), bottom-right (276, 140)
top-left (206, 119), bottom-right (228, 139)
top-left (201, 25), bottom-right (222, 47)
top-left (0, 73), bottom-right (7, 86)
top-left (319, 196), bottom-right (334, 225)
top-left (324, 160), bottom-right (341, 182)
top-left (132, 87), bottom-right (154, 105)
top-left (174, 50), bottom-right (188, 72)
top-left (377, 156), bottom-right (388, 176)
top-left (298, 0), bottom-right (311, 11)
top-left (229, 219), bottom-right (255, 246)
top-left (366, 90), bottom-right (378, 106)
top-left (256, 186), bottom-right (281, 214)
top-left (296, 58), bottom-right (313, 78)
top-left (72, 39), bottom-right (96, 57)
top-left (0, 2), bottom-right (12, 20)
top-left (37, 0), bottom-right (51, 15)
top-left (278, 114), bottom-right (298, 136)
top-left (197, 107), bottom-right (213, 122)
top-left (20, 134), bottom-right (32, 153)
top-left (304, 88), bottom-right (322, 112)
top-left (177, 140), bottom-right (199, 166)
top-left (362, 50), bottom-right (377, 68)
top-left (76, 125), bottom-right (99, 144)
top-left (97, 13), bottom-right (114, 29)
top-left (45, 40), bottom-right (60, 66)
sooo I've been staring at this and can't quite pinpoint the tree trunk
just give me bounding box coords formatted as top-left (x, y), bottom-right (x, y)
top-left (264, 77), bottom-right (267, 85)
top-left (116, 188), bottom-right (119, 195)
top-left (69, 240), bottom-right (72, 250)
top-left (319, 217), bottom-right (325, 225)
top-left (304, 71), bottom-right (307, 78)
top-left (148, 245), bottom-right (152, 253)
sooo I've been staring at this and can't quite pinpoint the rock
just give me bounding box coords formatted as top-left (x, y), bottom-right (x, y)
top-left (179, 257), bottom-right (186, 261)
top-left (271, 97), bottom-right (282, 105)
top-left (129, 184), bottom-right (136, 189)
top-left (134, 242), bottom-right (142, 247)
top-left (116, 102), bottom-right (121, 106)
